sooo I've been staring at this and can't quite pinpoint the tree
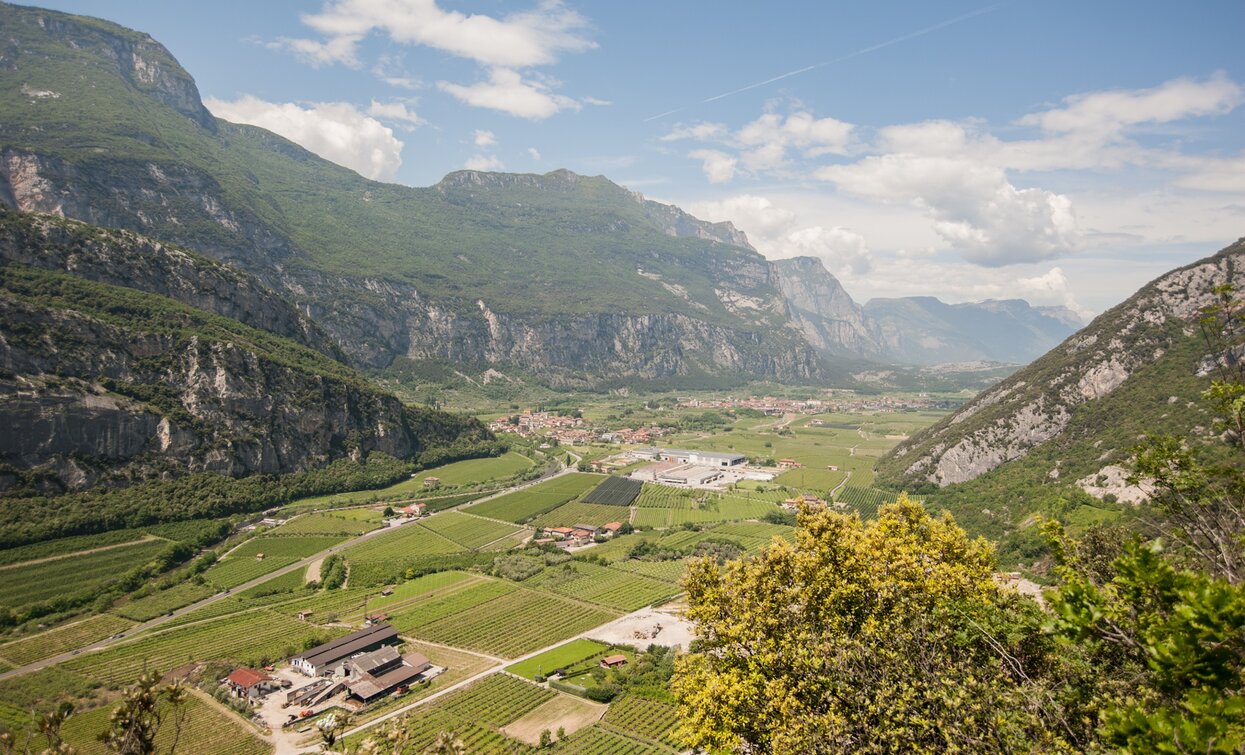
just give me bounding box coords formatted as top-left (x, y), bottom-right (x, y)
top-left (421, 731), bottom-right (465, 755)
top-left (1, 702), bottom-right (77, 755)
top-left (538, 729), bottom-right (552, 748)
top-left (673, 496), bottom-right (1091, 753)
top-left (98, 672), bottom-right (187, 755)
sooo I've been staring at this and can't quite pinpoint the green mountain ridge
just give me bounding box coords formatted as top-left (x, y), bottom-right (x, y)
top-left (0, 1), bottom-right (822, 386)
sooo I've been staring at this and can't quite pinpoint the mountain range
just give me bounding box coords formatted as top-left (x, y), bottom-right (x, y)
top-left (0, 2), bottom-right (1079, 386)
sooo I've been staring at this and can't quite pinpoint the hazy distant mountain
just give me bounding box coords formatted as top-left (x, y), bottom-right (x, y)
top-left (772, 256), bottom-right (1083, 366)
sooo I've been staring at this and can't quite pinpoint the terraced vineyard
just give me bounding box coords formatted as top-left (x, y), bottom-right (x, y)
top-left (66, 610), bottom-right (342, 685)
top-left (582, 476), bottom-right (643, 506)
top-left (204, 536), bottom-right (342, 589)
top-left (418, 511), bottom-right (524, 549)
top-left (0, 614), bottom-right (134, 666)
top-left (112, 581), bottom-right (219, 621)
top-left (408, 589), bottom-right (618, 658)
top-left (59, 693), bottom-right (271, 754)
top-left (528, 501), bottom-right (629, 530)
top-left (0, 539), bottom-right (172, 609)
top-left (834, 486), bottom-right (917, 519)
top-left (465, 473), bottom-right (601, 523)
top-left (603, 695), bottom-right (682, 748)
top-left (438, 673), bottom-right (555, 725)
top-left (389, 580), bottom-right (516, 634)
top-left (276, 510), bottom-right (384, 536)
top-left (556, 725), bottom-right (673, 754)
top-left (527, 563), bottom-right (678, 611)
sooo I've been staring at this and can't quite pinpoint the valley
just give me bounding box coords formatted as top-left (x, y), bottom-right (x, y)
top-left (0, 396), bottom-right (951, 753)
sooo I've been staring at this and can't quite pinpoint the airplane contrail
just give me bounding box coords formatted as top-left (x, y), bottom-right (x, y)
top-left (644, 2), bottom-right (1011, 123)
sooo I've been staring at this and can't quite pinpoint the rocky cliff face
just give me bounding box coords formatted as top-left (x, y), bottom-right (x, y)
top-left (771, 256), bottom-right (882, 357)
top-left (0, 217), bottom-right (487, 494)
top-left (876, 238), bottom-right (1245, 489)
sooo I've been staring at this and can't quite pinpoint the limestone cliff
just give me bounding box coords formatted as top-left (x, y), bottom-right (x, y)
top-left (876, 237), bottom-right (1245, 489)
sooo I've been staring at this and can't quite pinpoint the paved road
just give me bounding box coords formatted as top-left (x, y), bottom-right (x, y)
top-left (0, 453), bottom-right (586, 683)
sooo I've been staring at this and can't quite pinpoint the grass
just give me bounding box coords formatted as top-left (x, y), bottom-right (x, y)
top-left (203, 536), bottom-right (343, 589)
top-left (275, 510), bottom-right (384, 536)
top-left (0, 614), bottom-right (134, 666)
top-left (506, 639), bottom-right (609, 680)
top-left (465, 474), bottom-right (602, 523)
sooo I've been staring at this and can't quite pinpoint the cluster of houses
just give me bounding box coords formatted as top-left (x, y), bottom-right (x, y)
top-left (486, 409), bottom-right (676, 447)
top-left (781, 494), bottom-right (830, 512)
top-left (535, 521), bottom-right (623, 547)
top-left (487, 410), bottom-right (586, 438)
top-left (679, 392), bottom-right (955, 415)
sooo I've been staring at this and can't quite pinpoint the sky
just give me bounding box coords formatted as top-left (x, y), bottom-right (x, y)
top-left (31, 0), bottom-right (1245, 318)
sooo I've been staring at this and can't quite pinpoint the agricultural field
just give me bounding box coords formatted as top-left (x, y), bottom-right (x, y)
top-left (59, 694), bottom-right (272, 755)
top-left (553, 724), bottom-right (674, 754)
top-left (406, 588), bottom-right (618, 659)
top-left (503, 694), bottom-right (607, 747)
top-left (354, 571), bottom-right (476, 613)
top-left (340, 521), bottom-right (463, 561)
top-left (0, 538), bottom-right (172, 610)
top-left (417, 511), bottom-right (524, 549)
top-left (582, 476), bottom-right (643, 506)
top-left (506, 638), bottom-right (609, 680)
top-left (389, 580), bottom-right (517, 635)
top-left (526, 563), bottom-right (678, 612)
top-left (66, 609), bottom-right (344, 685)
top-left (834, 486), bottom-right (919, 519)
top-left (611, 559), bottom-right (686, 584)
top-left (0, 530), bottom-right (150, 567)
top-left (529, 501), bottom-right (629, 530)
top-left (112, 581), bottom-right (220, 622)
top-left (581, 533), bottom-right (647, 563)
top-left (0, 614), bottom-right (134, 666)
top-left (465, 473), bottom-right (601, 523)
top-left (631, 496), bottom-right (774, 528)
top-left (275, 509), bottom-right (384, 536)
top-left (204, 536), bottom-right (342, 589)
top-left (407, 452), bottom-right (535, 487)
top-left (602, 695), bottom-right (683, 749)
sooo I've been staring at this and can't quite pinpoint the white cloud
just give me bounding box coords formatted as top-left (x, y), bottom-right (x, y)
top-left (527, 147), bottom-right (542, 160)
top-left (1017, 71), bottom-right (1243, 139)
top-left (665, 111), bottom-right (853, 175)
top-left (660, 122), bottom-right (728, 142)
top-left (271, 34), bottom-right (362, 67)
top-left (367, 100), bottom-right (423, 129)
top-left (438, 68), bottom-right (580, 120)
top-left (205, 95), bottom-right (403, 181)
top-left (689, 194), bottom-right (872, 275)
top-left (1175, 153), bottom-right (1245, 193)
top-left (818, 155), bottom-right (1080, 266)
top-left (689, 149), bottom-right (737, 183)
top-left (473, 129), bottom-right (497, 147)
top-left (465, 154), bottom-right (504, 171)
top-left (297, 0), bottom-right (595, 69)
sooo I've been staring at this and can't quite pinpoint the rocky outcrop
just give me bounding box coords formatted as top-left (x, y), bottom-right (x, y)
top-left (878, 238), bottom-right (1245, 488)
top-left (771, 256), bottom-right (882, 357)
top-left (0, 210), bottom-right (339, 357)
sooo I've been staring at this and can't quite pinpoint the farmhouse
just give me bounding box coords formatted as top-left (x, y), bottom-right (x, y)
top-left (600, 654), bottom-right (628, 669)
top-left (401, 503), bottom-right (427, 517)
top-left (225, 668), bottom-right (279, 699)
top-left (571, 524), bottom-right (598, 542)
top-left (290, 623), bottom-right (400, 676)
top-left (777, 458), bottom-right (802, 469)
top-left (601, 522), bottom-right (623, 537)
top-left (343, 646), bottom-right (433, 702)
top-left (542, 526), bottom-right (575, 540)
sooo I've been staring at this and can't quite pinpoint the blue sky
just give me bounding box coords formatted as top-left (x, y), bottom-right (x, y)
top-left (32, 0), bottom-right (1245, 316)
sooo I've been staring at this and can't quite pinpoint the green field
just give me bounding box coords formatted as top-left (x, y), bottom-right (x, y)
top-left (465, 473), bottom-right (602, 523)
top-left (408, 452), bottom-right (534, 486)
top-left (404, 588), bottom-right (618, 659)
top-left (203, 536), bottom-right (343, 589)
top-left (0, 614), bottom-right (134, 666)
top-left (59, 693), bottom-right (272, 755)
top-left (554, 725), bottom-right (672, 754)
top-left (506, 638), bottom-right (609, 680)
top-left (526, 563), bottom-right (678, 611)
top-left (0, 538), bottom-right (172, 610)
top-left (276, 509), bottom-right (385, 536)
top-left (417, 511), bottom-right (525, 549)
top-left (111, 581), bottom-right (220, 622)
top-left (389, 579), bottom-right (517, 634)
top-left (603, 695), bottom-right (683, 749)
top-left (529, 501), bottom-right (630, 530)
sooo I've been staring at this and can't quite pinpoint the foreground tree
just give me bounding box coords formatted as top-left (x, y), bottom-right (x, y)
top-left (673, 495), bottom-right (1094, 753)
top-left (99, 672), bottom-right (187, 755)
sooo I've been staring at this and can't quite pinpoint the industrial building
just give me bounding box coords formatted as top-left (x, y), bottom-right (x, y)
top-left (631, 448), bottom-right (746, 467)
top-left (290, 623), bottom-right (400, 676)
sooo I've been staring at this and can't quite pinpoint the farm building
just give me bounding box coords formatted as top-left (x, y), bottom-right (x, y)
top-left (572, 524), bottom-right (598, 542)
top-left (542, 526), bottom-right (575, 540)
top-left (423, 477), bottom-right (440, 489)
top-left (631, 448), bottom-right (745, 468)
top-left (225, 668), bottom-right (279, 699)
top-left (401, 503), bottom-right (427, 517)
top-left (290, 623), bottom-right (400, 676)
top-left (601, 522), bottom-right (623, 537)
top-left (600, 654), bottom-right (628, 669)
top-left (777, 458), bottom-right (802, 469)
top-left (343, 646), bottom-right (433, 702)
top-left (657, 465), bottom-right (723, 486)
